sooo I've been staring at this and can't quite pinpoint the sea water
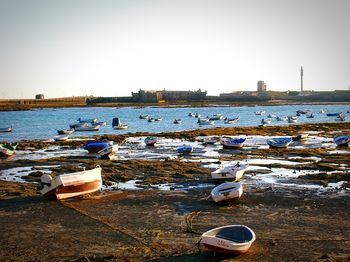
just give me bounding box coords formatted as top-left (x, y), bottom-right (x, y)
top-left (0, 104), bottom-right (349, 142)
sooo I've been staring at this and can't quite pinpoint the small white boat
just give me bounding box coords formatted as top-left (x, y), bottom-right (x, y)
top-left (139, 114), bottom-right (150, 119)
top-left (200, 225), bottom-right (256, 254)
top-left (38, 167), bottom-right (102, 200)
top-left (112, 117), bottom-right (128, 129)
top-left (333, 135), bottom-right (350, 146)
top-left (276, 116), bottom-right (287, 121)
top-left (267, 114), bottom-right (276, 118)
top-left (74, 125), bottom-right (100, 131)
top-left (260, 119), bottom-right (271, 126)
top-left (267, 137), bottom-right (293, 148)
top-left (209, 114), bottom-right (223, 121)
top-left (288, 116), bottom-right (298, 123)
top-left (203, 136), bottom-right (220, 145)
top-left (173, 118), bottom-right (182, 124)
top-left (0, 126), bottom-right (13, 132)
top-left (211, 182), bottom-right (243, 203)
top-left (255, 110), bottom-right (265, 115)
top-left (221, 137), bottom-right (246, 148)
top-left (211, 162), bottom-right (248, 181)
top-left (292, 133), bottom-right (309, 142)
top-left (57, 129), bottom-right (74, 135)
top-left (198, 118), bottom-right (214, 125)
top-left (54, 135), bottom-right (69, 141)
top-left (224, 117), bottom-right (239, 124)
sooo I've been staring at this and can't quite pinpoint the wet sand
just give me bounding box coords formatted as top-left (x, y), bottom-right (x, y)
top-left (0, 122), bottom-right (350, 261)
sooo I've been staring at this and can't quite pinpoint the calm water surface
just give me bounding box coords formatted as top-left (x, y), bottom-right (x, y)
top-left (0, 104), bottom-right (349, 142)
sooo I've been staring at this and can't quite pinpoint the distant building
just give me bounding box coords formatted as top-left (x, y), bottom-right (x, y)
top-left (131, 89), bottom-right (207, 102)
top-left (35, 94), bottom-right (44, 99)
top-left (257, 81), bottom-right (267, 92)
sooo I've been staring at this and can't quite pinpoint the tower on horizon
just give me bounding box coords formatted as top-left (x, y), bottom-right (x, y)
top-left (300, 66), bottom-right (304, 93)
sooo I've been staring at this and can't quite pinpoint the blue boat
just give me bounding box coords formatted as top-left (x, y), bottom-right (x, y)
top-left (83, 141), bottom-right (113, 153)
top-left (326, 113), bottom-right (340, 117)
top-left (333, 135), bottom-right (350, 146)
top-left (267, 137), bottom-right (293, 148)
top-left (221, 137), bottom-right (246, 148)
top-left (177, 145), bottom-right (193, 154)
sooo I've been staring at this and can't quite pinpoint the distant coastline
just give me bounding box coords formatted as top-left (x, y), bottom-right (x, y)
top-left (0, 97), bottom-right (349, 111)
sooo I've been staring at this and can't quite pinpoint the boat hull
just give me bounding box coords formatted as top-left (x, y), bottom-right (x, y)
top-left (211, 182), bottom-right (243, 203)
top-left (211, 163), bottom-right (247, 181)
top-left (201, 225), bottom-right (256, 255)
top-left (40, 167), bottom-right (102, 200)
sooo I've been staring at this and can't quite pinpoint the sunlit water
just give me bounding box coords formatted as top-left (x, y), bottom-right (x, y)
top-left (0, 104), bottom-right (349, 142)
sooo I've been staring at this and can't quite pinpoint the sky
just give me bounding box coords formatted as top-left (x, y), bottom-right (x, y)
top-left (0, 0), bottom-right (349, 99)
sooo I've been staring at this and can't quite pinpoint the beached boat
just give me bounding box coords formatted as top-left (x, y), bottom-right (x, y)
top-left (203, 136), bottom-right (220, 145)
top-left (292, 133), bottom-right (309, 142)
top-left (200, 225), bottom-right (256, 254)
top-left (211, 161), bottom-right (247, 181)
top-left (0, 143), bottom-right (17, 157)
top-left (38, 167), bottom-right (102, 200)
top-left (333, 135), bottom-right (350, 146)
top-left (112, 117), bottom-right (128, 129)
top-left (173, 118), bottom-right (182, 124)
top-left (221, 137), bottom-right (246, 148)
top-left (0, 126), bottom-right (13, 132)
top-left (74, 125), bottom-right (100, 131)
top-left (198, 118), bottom-right (214, 125)
top-left (267, 137), bottom-right (293, 148)
top-left (54, 135), bottom-right (69, 141)
top-left (211, 182), bottom-right (243, 203)
top-left (144, 136), bottom-right (157, 146)
top-left (97, 144), bottom-right (119, 160)
top-left (177, 144), bottom-right (193, 154)
top-left (83, 141), bottom-right (114, 153)
top-left (224, 117), bottom-right (239, 124)
top-left (57, 129), bottom-right (74, 135)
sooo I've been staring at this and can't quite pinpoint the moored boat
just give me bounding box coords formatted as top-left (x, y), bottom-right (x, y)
top-left (255, 110), bottom-right (265, 115)
top-left (38, 167), bottom-right (102, 200)
top-left (211, 161), bottom-right (247, 181)
top-left (211, 182), bottom-right (243, 203)
top-left (221, 137), bottom-right (246, 148)
top-left (260, 119), bottom-right (271, 126)
top-left (144, 136), bottom-right (157, 146)
top-left (288, 116), bottom-right (298, 123)
top-left (177, 144), bottom-right (193, 154)
top-left (267, 137), bottom-right (293, 148)
top-left (200, 225), bottom-right (256, 254)
top-left (112, 117), bottom-right (128, 129)
top-left (198, 118), bottom-right (214, 125)
top-left (224, 117), bottom-right (239, 124)
top-left (333, 135), bottom-right (350, 146)
top-left (0, 143), bottom-right (17, 157)
top-left (0, 126), bottom-right (13, 132)
top-left (209, 113), bottom-right (223, 121)
top-left (57, 129), bottom-right (74, 135)
top-left (74, 125), bottom-right (100, 131)
top-left (173, 118), bottom-right (182, 124)
top-left (276, 116), bottom-right (287, 121)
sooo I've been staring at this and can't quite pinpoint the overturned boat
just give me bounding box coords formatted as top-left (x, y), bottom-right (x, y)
top-left (200, 225), bottom-right (256, 255)
top-left (38, 167), bottom-right (102, 200)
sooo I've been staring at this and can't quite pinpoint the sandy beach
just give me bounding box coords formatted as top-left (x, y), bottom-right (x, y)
top-left (0, 122), bottom-right (350, 261)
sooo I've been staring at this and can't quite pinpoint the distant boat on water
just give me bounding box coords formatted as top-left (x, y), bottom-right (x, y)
top-left (0, 126), bottom-right (13, 132)
top-left (112, 117), bottom-right (128, 129)
top-left (57, 129), bottom-right (74, 135)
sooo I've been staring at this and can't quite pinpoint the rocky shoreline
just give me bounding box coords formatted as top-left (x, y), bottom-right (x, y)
top-left (0, 122), bottom-right (350, 261)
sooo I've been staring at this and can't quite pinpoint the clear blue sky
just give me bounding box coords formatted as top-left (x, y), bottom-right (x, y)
top-left (0, 0), bottom-right (349, 99)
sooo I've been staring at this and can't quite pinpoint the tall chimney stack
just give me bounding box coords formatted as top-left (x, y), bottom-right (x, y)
top-left (300, 66), bottom-right (304, 93)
